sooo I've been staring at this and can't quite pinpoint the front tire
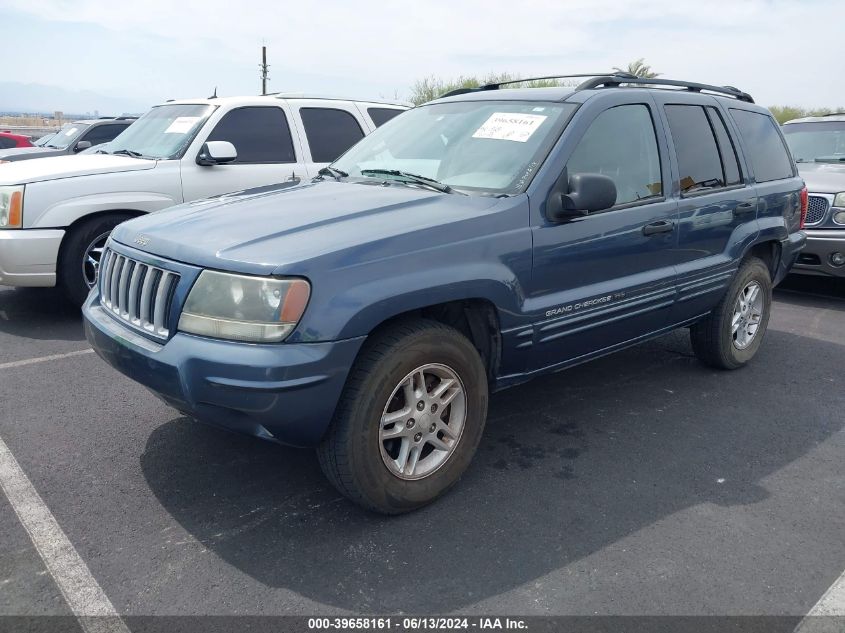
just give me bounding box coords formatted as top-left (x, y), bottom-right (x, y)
top-left (317, 319), bottom-right (488, 514)
top-left (59, 213), bottom-right (134, 306)
top-left (690, 256), bottom-right (772, 369)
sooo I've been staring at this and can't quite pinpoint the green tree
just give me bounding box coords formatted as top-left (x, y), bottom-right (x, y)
top-left (408, 72), bottom-right (572, 106)
top-left (613, 58), bottom-right (660, 78)
top-left (768, 105), bottom-right (844, 124)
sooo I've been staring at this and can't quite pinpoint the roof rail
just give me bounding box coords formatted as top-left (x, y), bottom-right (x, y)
top-left (821, 111), bottom-right (845, 117)
top-left (576, 75), bottom-right (754, 103)
top-left (439, 72), bottom-right (630, 99)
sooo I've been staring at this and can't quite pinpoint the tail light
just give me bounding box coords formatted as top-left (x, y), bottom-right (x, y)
top-left (799, 186), bottom-right (808, 229)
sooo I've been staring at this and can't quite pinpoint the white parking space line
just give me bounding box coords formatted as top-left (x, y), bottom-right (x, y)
top-left (794, 568), bottom-right (845, 632)
top-left (0, 435), bottom-right (130, 633)
top-left (0, 348), bottom-right (94, 371)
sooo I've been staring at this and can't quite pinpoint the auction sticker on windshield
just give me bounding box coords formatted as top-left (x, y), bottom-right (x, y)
top-left (472, 113), bottom-right (547, 142)
top-left (165, 117), bottom-right (200, 134)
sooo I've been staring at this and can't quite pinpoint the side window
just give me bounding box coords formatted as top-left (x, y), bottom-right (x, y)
top-left (664, 105), bottom-right (725, 193)
top-left (300, 108), bottom-right (365, 163)
top-left (368, 107), bottom-right (403, 127)
top-left (705, 107), bottom-right (742, 186)
top-left (566, 104), bottom-right (662, 206)
top-left (82, 124), bottom-right (127, 146)
top-left (206, 106), bottom-right (296, 164)
top-left (0, 137), bottom-right (15, 149)
top-left (729, 109), bottom-right (794, 182)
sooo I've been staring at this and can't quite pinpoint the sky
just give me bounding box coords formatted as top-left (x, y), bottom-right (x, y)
top-left (0, 0), bottom-right (843, 114)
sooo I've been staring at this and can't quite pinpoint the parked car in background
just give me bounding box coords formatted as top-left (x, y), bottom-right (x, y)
top-left (0, 131), bottom-right (34, 149)
top-left (782, 113), bottom-right (845, 277)
top-left (83, 74), bottom-right (805, 514)
top-left (0, 117), bottom-right (137, 163)
top-left (0, 94), bottom-right (408, 304)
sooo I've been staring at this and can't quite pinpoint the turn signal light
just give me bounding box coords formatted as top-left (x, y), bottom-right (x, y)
top-left (8, 191), bottom-right (22, 227)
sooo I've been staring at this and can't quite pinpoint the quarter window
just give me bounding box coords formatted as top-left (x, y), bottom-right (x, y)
top-left (730, 109), bottom-right (794, 182)
top-left (706, 107), bottom-right (742, 186)
top-left (368, 107), bottom-right (403, 127)
top-left (206, 106), bottom-right (296, 164)
top-left (300, 108), bottom-right (364, 163)
top-left (566, 104), bottom-right (663, 206)
top-left (665, 105), bottom-right (726, 193)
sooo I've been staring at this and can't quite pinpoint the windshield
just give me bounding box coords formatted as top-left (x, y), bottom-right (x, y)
top-left (783, 121), bottom-right (845, 163)
top-left (106, 104), bottom-right (215, 160)
top-left (332, 100), bottom-right (578, 194)
top-left (46, 123), bottom-right (89, 149)
top-left (34, 133), bottom-right (55, 146)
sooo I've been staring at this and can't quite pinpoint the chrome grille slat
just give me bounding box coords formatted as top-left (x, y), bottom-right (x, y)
top-left (806, 196), bottom-right (829, 226)
top-left (98, 247), bottom-right (180, 339)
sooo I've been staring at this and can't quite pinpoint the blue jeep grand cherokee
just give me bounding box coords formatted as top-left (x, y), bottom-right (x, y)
top-left (84, 74), bottom-right (807, 514)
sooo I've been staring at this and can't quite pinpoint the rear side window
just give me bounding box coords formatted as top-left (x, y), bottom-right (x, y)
top-left (368, 107), bottom-right (403, 127)
top-left (207, 106), bottom-right (296, 164)
top-left (0, 137), bottom-right (15, 149)
top-left (300, 108), bottom-right (364, 163)
top-left (82, 124), bottom-right (129, 146)
top-left (566, 104), bottom-right (663, 206)
top-left (665, 105), bottom-right (726, 193)
top-left (706, 107), bottom-right (742, 186)
top-left (730, 109), bottom-right (794, 182)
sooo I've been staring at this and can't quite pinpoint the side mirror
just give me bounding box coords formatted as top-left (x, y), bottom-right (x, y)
top-left (547, 172), bottom-right (617, 221)
top-left (196, 141), bottom-right (237, 166)
top-left (74, 141), bottom-right (92, 152)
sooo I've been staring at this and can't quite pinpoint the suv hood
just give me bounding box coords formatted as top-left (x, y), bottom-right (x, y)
top-left (0, 154), bottom-right (156, 185)
top-left (112, 180), bottom-right (503, 274)
top-left (796, 161), bottom-right (845, 194)
top-left (0, 147), bottom-right (62, 160)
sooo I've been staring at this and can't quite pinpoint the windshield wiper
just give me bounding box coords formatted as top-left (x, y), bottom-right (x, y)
top-left (318, 166), bottom-right (348, 181)
top-left (814, 156), bottom-right (845, 163)
top-left (110, 149), bottom-right (144, 158)
top-left (360, 168), bottom-right (461, 194)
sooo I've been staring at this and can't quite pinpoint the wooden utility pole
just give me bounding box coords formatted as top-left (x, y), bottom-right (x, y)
top-left (260, 45), bottom-right (270, 95)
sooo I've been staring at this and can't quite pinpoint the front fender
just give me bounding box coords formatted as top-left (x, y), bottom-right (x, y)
top-left (28, 191), bottom-right (180, 228)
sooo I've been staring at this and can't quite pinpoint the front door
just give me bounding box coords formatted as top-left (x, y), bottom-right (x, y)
top-left (529, 101), bottom-right (679, 371)
top-left (180, 105), bottom-right (303, 202)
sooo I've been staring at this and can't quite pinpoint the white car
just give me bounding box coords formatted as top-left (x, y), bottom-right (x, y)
top-left (0, 94), bottom-right (408, 304)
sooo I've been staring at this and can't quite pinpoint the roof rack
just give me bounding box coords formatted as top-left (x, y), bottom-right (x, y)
top-left (576, 75), bottom-right (754, 103)
top-left (821, 111), bottom-right (845, 117)
top-left (439, 72), bottom-right (753, 103)
top-left (440, 72), bottom-right (630, 98)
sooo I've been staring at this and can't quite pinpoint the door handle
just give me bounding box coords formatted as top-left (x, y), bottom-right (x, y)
top-left (734, 202), bottom-right (756, 215)
top-left (642, 220), bottom-right (675, 236)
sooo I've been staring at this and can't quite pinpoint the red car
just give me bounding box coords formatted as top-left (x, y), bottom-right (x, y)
top-left (0, 131), bottom-right (34, 149)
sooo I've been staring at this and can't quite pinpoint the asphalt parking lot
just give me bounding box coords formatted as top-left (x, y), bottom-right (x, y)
top-left (0, 276), bottom-right (843, 625)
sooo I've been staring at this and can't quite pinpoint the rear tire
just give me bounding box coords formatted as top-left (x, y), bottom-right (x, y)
top-left (59, 213), bottom-right (134, 306)
top-left (317, 319), bottom-right (488, 514)
top-left (690, 257), bottom-right (772, 369)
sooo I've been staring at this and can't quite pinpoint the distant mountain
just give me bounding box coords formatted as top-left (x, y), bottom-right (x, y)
top-left (0, 82), bottom-right (152, 116)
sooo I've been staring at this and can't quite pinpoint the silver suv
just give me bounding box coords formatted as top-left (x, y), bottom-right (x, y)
top-left (782, 113), bottom-right (845, 277)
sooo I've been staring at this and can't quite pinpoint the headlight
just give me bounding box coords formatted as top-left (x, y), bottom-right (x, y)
top-left (0, 185), bottom-right (24, 228)
top-left (833, 192), bottom-right (845, 208)
top-left (178, 270), bottom-right (310, 343)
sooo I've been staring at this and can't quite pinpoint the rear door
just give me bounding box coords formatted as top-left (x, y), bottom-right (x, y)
top-left (179, 104), bottom-right (303, 200)
top-left (650, 93), bottom-right (759, 322)
top-left (288, 101), bottom-right (368, 177)
top-left (528, 96), bottom-right (679, 371)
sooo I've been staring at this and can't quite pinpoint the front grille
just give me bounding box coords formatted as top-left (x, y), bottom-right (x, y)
top-left (806, 196), bottom-right (829, 225)
top-left (98, 248), bottom-right (180, 339)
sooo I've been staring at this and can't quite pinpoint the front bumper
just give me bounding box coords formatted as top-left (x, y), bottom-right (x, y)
top-left (792, 229), bottom-right (845, 278)
top-left (83, 293), bottom-right (365, 447)
top-left (0, 229), bottom-right (65, 287)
